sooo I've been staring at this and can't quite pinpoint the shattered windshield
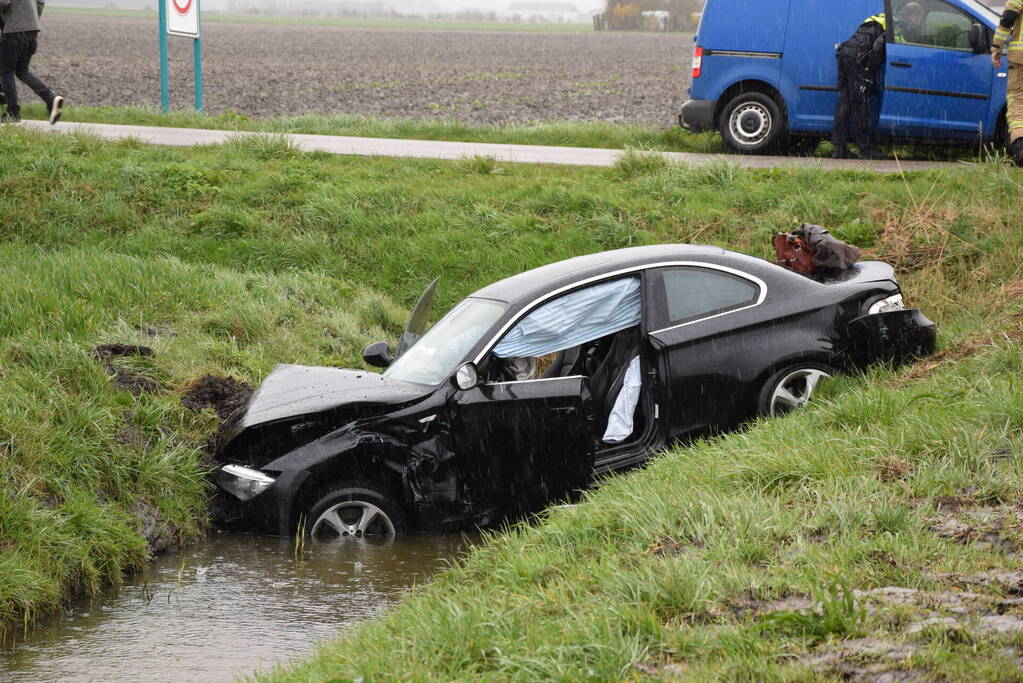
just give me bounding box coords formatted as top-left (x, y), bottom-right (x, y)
top-left (383, 298), bottom-right (507, 386)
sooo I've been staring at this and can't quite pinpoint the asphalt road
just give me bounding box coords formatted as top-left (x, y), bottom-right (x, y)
top-left (22, 120), bottom-right (951, 172)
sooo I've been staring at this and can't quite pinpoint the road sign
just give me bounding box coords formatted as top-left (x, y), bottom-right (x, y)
top-left (167, 0), bottom-right (200, 38)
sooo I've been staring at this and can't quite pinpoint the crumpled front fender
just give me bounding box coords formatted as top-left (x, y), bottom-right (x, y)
top-left (847, 309), bottom-right (937, 366)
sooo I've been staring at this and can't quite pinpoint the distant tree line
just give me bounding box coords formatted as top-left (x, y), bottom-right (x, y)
top-left (594, 0), bottom-right (703, 31)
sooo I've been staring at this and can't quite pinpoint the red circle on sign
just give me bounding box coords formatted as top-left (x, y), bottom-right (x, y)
top-left (172, 0), bottom-right (192, 15)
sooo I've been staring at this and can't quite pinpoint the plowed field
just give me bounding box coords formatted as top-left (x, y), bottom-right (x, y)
top-left (32, 12), bottom-right (691, 126)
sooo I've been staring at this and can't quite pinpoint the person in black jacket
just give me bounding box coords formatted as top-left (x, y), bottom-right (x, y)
top-left (831, 14), bottom-right (888, 159)
top-left (0, 0), bottom-right (63, 124)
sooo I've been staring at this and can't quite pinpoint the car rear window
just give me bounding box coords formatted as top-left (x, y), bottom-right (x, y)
top-left (650, 266), bottom-right (761, 329)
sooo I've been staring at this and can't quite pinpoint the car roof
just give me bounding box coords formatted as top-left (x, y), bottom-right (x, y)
top-left (468, 244), bottom-right (772, 306)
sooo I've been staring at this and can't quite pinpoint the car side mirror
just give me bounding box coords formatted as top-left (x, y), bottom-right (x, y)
top-left (362, 341), bottom-right (394, 368)
top-left (969, 23), bottom-right (988, 54)
top-left (453, 362), bottom-right (479, 391)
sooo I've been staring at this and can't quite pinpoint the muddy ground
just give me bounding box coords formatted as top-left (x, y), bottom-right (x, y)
top-left (29, 13), bottom-right (691, 126)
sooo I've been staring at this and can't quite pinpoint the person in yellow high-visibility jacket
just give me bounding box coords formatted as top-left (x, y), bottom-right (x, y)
top-left (831, 14), bottom-right (888, 159)
top-left (993, 0), bottom-right (1023, 166)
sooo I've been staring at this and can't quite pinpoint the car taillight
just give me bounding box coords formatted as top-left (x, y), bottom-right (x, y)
top-left (691, 46), bottom-right (703, 79)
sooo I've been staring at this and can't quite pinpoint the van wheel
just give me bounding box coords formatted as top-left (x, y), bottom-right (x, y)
top-left (720, 92), bottom-right (786, 154)
top-left (307, 482), bottom-right (407, 539)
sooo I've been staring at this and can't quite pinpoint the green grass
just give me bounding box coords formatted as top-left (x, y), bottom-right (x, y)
top-left (48, 5), bottom-right (596, 33)
top-left (0, 121), bottom-right (1021, 680)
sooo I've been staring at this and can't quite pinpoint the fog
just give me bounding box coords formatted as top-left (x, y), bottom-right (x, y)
top-left (53, 0), bottom-right (607, 18)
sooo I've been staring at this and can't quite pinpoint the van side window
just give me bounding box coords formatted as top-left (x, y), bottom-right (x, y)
top-left (892, 0), bottom-right (974, 50)
top-left (648, 266), bottom-right (760, 330)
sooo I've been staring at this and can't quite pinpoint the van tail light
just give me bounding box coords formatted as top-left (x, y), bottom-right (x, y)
top-left (691, 46), bottom-right (703, 79)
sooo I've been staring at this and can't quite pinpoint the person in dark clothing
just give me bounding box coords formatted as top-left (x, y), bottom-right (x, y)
top-left (0, 0), bottom-right (63, 124)
top-left (831, 14), bottom-right (887, 159)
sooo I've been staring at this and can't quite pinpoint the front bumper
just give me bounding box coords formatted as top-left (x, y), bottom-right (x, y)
top-left (847, 309), bottom-right (937, 366)
top-left (679, 99), bottom-right (716, 132)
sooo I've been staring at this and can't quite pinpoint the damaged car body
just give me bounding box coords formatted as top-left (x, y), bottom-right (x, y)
top-left (215, 244), bottom-right (936, 538)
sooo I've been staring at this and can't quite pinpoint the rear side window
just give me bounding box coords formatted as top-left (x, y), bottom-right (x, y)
top-left (649, 266), bottom-right (760, 330)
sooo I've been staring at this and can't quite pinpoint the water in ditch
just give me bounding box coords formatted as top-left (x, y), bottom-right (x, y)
top-left (0, 531), bottom-right (477, 682)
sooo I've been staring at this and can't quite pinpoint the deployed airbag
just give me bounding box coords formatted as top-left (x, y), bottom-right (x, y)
top-left (493, 278), bottom-right (641, 358)
top-left (601, 355), bottom-right (642, 443)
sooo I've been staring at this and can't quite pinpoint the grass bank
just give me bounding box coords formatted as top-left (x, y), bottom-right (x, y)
top-left (0, 121), bottom-right (1020, 671)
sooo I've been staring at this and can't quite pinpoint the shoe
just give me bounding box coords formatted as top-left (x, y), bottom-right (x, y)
top-left (1, 112), bottom-right (21, 123)
top-left (1011, 139), bottom-right (1023, 167)
top-left (831, 146), bottom-right (852, 159)
top-left (48, 95), bottom-right (64, 125)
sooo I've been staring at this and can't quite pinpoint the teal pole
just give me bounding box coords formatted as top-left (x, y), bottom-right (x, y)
top-left (159, 0), bottom-right (169, 113)
top-left (193, 37), bottom-right (203, 112)
top-left (193, 1), bottom-right (203, 112)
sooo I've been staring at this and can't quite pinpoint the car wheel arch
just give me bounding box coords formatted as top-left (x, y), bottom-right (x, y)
top-left (755, 358), bottom-right (837, 418)
top-left (306, 480), bottom-right (408, 538)
top-left (289, 449), bottom-right (408, 534)
top-left (714, 80), bottom-right (787, 122)
top-left (750, 352), bottom-right (836, 406)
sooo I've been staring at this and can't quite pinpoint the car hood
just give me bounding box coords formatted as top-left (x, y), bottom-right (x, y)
top-left (236, 363), bottom-right (432, 430)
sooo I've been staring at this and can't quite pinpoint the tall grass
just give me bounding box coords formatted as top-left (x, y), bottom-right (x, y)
top-left (0, 122), bottom-right (1021, 675)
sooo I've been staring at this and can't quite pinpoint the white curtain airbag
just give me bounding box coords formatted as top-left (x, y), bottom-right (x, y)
top-left (601, 355), bottom-right (642, 443)
top-left (492, 278), bottom-right (641, 358)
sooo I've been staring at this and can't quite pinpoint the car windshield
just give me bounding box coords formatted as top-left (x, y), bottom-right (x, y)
top-left (383, 298), bottom-right (507, 386)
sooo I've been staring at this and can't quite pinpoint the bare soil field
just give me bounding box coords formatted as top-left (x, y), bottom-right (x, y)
top-left (30, 13), bottom-right (692, 126)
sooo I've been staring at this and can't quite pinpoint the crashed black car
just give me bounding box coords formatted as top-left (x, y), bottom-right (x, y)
top-left (215, 244), bottom-right (935, 538)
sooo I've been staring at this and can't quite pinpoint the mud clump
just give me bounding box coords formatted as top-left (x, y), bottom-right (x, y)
top-left (803, 638), bottom-right (922, 682)
top-left (93, 344), bottom-right (160, 395)
top-left (181, 375), bottom-right (254, 468)
top-left (181, 375), bottom-right (253, 421)
top-left (926, 503), bottom-right (1023, 556)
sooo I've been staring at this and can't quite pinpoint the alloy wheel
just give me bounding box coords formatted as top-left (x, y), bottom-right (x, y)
top-left (768, 368), bottom-right (831, 417)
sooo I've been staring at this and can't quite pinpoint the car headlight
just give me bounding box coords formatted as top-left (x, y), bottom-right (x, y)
top-left (216, 464), bottom-right (276, 501)
top-left (868, 294), bottom-right (904, 315)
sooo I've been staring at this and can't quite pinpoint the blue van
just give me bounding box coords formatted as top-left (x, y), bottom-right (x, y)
top-left (680, 0), bottom-right (1008, 154)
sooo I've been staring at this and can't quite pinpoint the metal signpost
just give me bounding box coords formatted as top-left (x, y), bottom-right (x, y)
top-left (159, 0), bottom-right (203, 113)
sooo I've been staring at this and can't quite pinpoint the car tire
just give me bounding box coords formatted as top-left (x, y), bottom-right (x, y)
top-left (307, 482), bottom-right (407, 539)
top-left (757, 363), bottom-right (833, 418)
top-left (719, 91), bottom-right (787, 155)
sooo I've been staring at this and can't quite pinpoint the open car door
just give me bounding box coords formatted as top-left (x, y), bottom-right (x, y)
top-left (396, 276), bottom-right (440, 357)
top-left (453, 376), bottom-right (595, 516)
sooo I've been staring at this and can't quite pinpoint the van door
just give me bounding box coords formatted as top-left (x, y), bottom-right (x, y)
top-left (782, 0), bottom-right (882, 133)
top-left (879, 0), bottom-right (994, 141)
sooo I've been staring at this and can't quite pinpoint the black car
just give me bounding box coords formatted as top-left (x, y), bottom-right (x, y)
top-left (214, 244), bottom-right (935, 538)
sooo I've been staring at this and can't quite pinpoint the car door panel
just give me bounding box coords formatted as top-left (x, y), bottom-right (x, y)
top-left (881, 44), bottom-right (993, 138)
top-left (880, 0), bottom-right (994, 139)
top-left (651, 307), bottom-right (840, 436)
top-left (453, 376), bottom-right (595, 515)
